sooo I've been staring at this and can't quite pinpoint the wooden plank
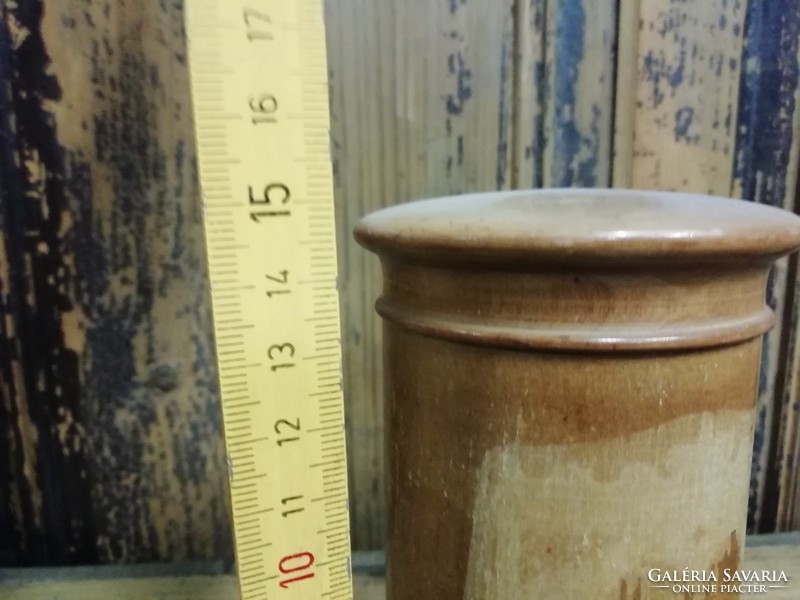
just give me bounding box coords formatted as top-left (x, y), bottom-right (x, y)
top-left (0, 0), bottom-right (230, 564)
top-left (542, 0), bottom-right (616, 187)
top-left (512, 0), bottom-right (546, 189)
top-left (729, 0), bottom-right (800, 533)
top-left (615, 0), bottom-right (747, 193)
top-left (0, 0), bottom-right (97, 564)
top-left (326, 0), bottom-right (515, 550)
top-left (765, 2), bottom-right (800, 532)
top-left (514, 0), bottom-right (616, 189)
top-left (612, 0), bottom-right (641, 188)
top-left (0, 540), bottom-right (796, 599)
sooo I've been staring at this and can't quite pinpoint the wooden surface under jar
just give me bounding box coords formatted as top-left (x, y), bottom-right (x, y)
top-left (0, 537), bottom-right (796, 599)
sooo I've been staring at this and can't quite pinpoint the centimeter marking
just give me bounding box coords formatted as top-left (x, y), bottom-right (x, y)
top-left (185, 2), bottom-right (352, 599)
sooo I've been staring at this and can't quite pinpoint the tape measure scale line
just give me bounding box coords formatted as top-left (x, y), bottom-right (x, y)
top-left (186, 1), bottom-right (352, 599)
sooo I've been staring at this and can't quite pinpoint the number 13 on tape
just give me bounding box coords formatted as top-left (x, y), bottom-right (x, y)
top-left (185, 1), bottom-right (353, 599)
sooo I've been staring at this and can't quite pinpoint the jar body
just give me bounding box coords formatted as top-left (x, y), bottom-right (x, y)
top-left (355, 189), bottom-right (800, 600)
top-left (382, 268), bottom-right (762, 600)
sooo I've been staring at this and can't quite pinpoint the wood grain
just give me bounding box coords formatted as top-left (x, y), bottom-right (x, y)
top-left (511, 0), bottom-right (546, 189)
top-left (781, 246), bottom-right (800, 530)
top-left (513, 0), bottom-right (617, 189)
top-left (0, 0), bottom-right (231, 565)
top-left (612, 0), bottom-right (641, 188)
top-left (542, 0), bottom-right (616, 187)
top-left (0, 0), bottom-right (95, 564)
top-left (751, 1), bottom-right (800, 533)
top-left (0, 0), bottom-right (799, 568)
top-left (333, 0), bottom-right (620, 548)
top-left (730, 0), bottom-right (800, 533)
top-left (326, 0), bottom-right (515, 550)
top-left (615, 0), bottom-right (747, 193)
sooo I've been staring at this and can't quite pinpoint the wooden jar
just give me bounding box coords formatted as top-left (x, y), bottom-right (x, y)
top-left (354, 189), bottom-right (800, 599)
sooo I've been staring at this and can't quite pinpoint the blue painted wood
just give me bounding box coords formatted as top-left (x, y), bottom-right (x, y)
top-left (551, 0), bottom-right (591, 186)
top-left (733, 1), bottom-right (799, 208)
top-left (544, 0), bottom-right (616, 187)
top-left (732, 0), bottom-right (800, 533)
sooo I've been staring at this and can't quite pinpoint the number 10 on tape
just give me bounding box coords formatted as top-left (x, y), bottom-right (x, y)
top-left (185, 1), bottom-right (353, 599)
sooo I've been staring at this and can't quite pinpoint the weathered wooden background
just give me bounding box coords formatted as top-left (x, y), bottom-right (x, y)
top-left (0, 0), bottom-right (798, 566)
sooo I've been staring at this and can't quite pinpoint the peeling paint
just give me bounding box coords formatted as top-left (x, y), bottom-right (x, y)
top-left (547, 0), bottom-right (614, 187)
top-left (446, 51), bottom-right (472, 116)
top-left (0, 0), bottom-right (95, 565)
top-left (674, 105), bottom-right (695, 141)
top-left (0, 0), bottom-right (230, 565)
top-left (449, 0), bottom-right (467, 15)
top-left (551, 0), bottom-right (589, 186)
top-left (732, 0), bottom-right (800, 533)
top-left (495, 36), bottom-right (510, 189)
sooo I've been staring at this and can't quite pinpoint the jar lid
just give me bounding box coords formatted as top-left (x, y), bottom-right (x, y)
top-left (354, 189), bottom-right (800, 268)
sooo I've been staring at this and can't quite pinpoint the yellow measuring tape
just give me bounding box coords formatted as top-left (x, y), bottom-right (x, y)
top-left (185, 2), bottom-right (352, 599)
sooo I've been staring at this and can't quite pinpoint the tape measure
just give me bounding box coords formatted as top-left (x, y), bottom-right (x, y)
top-left (185, 2), bottom-right (352, 599)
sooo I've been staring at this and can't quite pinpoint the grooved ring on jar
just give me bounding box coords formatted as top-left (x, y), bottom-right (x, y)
top-left (375, 298), bottom-right (776, 352)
